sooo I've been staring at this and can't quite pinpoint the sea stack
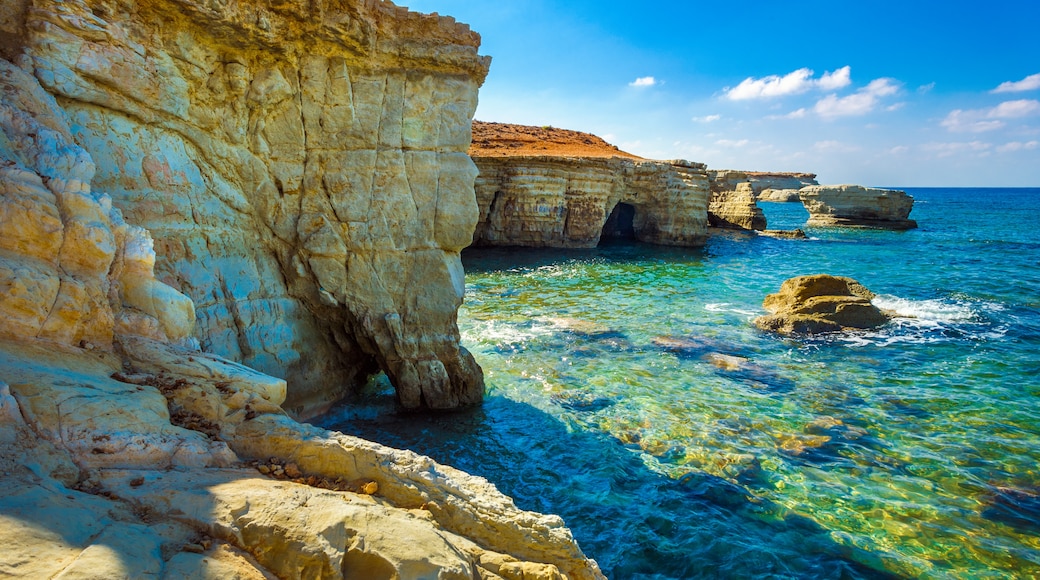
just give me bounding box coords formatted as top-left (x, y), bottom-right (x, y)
top-left (799, 185), bottom-right (917, 229)
top-left (706, 170), bottom-right (767, 230)
top-left (754, 275), bottom-right (892, 335)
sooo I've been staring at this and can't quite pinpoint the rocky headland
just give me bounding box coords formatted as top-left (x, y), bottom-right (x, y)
top-left (0, 1), bottom-right (605, 578)
top-left (800, 185), bottom-right (918, 230)
top-left (469, 122), bottom-right (710, 247)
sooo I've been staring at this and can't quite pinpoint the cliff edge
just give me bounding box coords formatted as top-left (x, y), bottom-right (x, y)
top-left (3, 0), bottom-right (493, 415)
top-left (0, 31), bottom-right (604, 580)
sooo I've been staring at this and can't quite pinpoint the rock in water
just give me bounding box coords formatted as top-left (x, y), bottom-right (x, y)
top-left (754, 275), bottom-right (891, 335)
top-left (707, 170), bottom-right (767, 231)
top-left (799, 185), bottom-right (917, 230)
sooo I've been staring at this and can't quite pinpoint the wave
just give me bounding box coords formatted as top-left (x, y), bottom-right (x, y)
top-left (705, 303), bottom-right (760, 317)
top-left (872, 294), bottom-right (994, 322)
top-left (831, 294), bottom-right (1008, 346)
top-left (460, 319), bottom-right (555, 346)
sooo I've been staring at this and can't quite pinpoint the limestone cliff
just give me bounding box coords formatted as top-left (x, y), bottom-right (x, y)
top-left (468, 122), bottom-right (708, 248)
top-left (706, 170), bottom-right (766, 231)
top-left (472, 156), bottom-right (710, 247)
top-left (5, 0), bottom-right (491, 415)
top-left (0, 51), bottom-right (603, 579)
top-left (800, 185), bottom-right (917, 230)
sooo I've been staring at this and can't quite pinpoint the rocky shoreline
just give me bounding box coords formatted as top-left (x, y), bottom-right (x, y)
top-left (0, 0), bottom-right (917, 577)
top-left (0, 0), bottom-right (603, 577)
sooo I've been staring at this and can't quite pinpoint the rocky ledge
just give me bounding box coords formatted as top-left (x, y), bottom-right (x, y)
top-left (0, 334), bottom-right (604, 579)
top-left (800, 185), bottom-right (917, 230)
top-left (754, 275), bottom-right (892, 335)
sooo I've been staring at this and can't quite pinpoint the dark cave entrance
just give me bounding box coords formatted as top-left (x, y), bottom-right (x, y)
top-left (599, 202), bottom-right (636, 244)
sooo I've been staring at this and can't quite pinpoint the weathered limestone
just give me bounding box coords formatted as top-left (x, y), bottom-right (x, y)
top-left (706, 170), bottom-right (766, 230)
top-left (757, 188), bottom-right (802, 202)
top-left (11, 0), bottom-right (492, 414)
top-left (746, 172), bottom-right (818, 201)
top-left (472, 156), bottom-right (709, 248)
top-left (0, 11), bottom-right (607, 577)
top-left (754, 275), bottom-right (891, 335)
top-left (0, 58), bottom-right (194, 349)
top-left (800, 185), bottom-right (917, 230)
top-left (0, 336), bottom-right (604, 580)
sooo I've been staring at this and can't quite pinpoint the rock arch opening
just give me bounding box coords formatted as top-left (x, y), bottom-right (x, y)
top-left (600, 202), bottom-right (636, 244)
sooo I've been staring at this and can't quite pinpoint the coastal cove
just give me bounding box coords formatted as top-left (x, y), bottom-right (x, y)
top-left (322, 188), bottom-right (1040, 579)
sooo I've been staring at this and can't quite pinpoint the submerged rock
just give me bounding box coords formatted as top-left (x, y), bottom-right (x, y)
top-left (758, 229), bottom-right (808, 239)
top-left (706, 353), bottom-right (796, 392)
top-left (754, 275), bottom-right (892, 335)
top-left (550, 391), bottom-right (616, 413)
top-left (980, 485), bottom-right (1040, 532)
top-left (651, 335), bottom-right (718, 357)
top-left (544, 317), bottom-right (625, 339)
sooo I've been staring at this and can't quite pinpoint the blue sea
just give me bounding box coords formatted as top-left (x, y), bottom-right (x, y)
top-left (321, 188), bottom-right (1040, 579)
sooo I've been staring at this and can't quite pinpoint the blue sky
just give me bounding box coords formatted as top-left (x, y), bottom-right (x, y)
top-left (404, 1), bottom-right (1040, 186)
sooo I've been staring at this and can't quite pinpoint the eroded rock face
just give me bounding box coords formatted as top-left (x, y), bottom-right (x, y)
top-left (12, 0), bottom-right (491, 414)
top-left (0, 48), bottom-right (603, 580)
top-left (746, 172), bottom-right (818, 201)
top-left (707, 170), bottom-right (766, 230)
top-left (472, 156), bottom-right (709, 247)
top-left (757, 188), bottom-right (802, 202)
top-left (754, 274), bottom-right (891, 335)
top-left (800, 185), bottom-right (917, 230)
top-left (0, 58), bottom-right (194, 349)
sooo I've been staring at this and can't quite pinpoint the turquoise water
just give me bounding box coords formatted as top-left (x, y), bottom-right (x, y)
top-left (322, 188), bottom-right (1040, 579)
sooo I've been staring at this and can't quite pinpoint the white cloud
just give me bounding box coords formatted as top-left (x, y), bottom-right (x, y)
top-left (765, 108), bottom-right (807, 120)
top-left (889, 145), bottom-right (910, 155)
top-left (941, 111), bottom-right (1005, 132)
top-left (715, 139), bottom-right (749, 148)
top-left (990, 99), bottom-right (1040, 117)
top-left (814, 78), bottom-right (900, 118)
top-left (886, 102), bottom-right (906, 112)
top-left (992, 73), bottom-right (1040, 94)
top-left (922, 141), bottom-right (992, 157)
top-left (813, 140), bottom-right (860, 153)
top-left (941, 99), bottom-right (1040, 132)
top-left (724, 66), bottom-right (852, 100)
top-left (817, 66), bottom-right (852, 90)
top-left (996, 140), bottom-right (1039, 153)
top-left (692, 114), bottom-right (721, 123)
top-left (629, 76), bottom-right (657, 87)
top-left (918, 82), bottom-right (936, 94)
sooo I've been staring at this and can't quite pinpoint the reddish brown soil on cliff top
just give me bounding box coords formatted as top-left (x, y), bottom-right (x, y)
top-left (469, 120), bottom-right (642, 159)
